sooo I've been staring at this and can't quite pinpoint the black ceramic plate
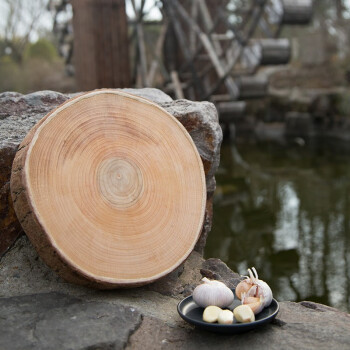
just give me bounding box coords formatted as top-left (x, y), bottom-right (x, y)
top-left (177, 289), bottom-right (279, 334)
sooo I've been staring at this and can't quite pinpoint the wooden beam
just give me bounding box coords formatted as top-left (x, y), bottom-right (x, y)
top-left (237, 76), bottom-right (268, 99)
top-left (131, 0), bottom-right (148, 87)
top-left (216, 101), bottom-right (246, 122)
top-left (72, 0), bottom-right (130, 90)
top-left (281, 0), bottom-right (313, 25)
top-left (147, 22), bottom-right (169, 86)
top-left (172, 0), bottom-right (239, 99)
top-left (164, 1), bottom-right (206, 98)
top-left (203, 3), bottom-right (266, 99)
top-left (190, 0), bottom-right (199, 54)
top-left (170, 70), bottom-right (185, 99)
top-left (259, 38), bottom-right (291, 65)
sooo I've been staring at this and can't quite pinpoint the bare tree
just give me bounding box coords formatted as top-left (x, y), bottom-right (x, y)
top-left (0, 0), bottom-right (49, 62)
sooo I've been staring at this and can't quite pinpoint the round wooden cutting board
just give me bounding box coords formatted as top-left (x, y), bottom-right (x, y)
top-left (10, 90), bottom-right (206, 288)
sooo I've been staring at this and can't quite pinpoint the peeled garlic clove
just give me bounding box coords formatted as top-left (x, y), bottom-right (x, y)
top-left (241, 293), bottom-right (259, 305)
top-left (235, 280), bottom-right (253, 300)
top-left (234, 305), bottom-right (255, 323)
top-left (242, 293), bottom-right (265, 315)
top-left (218, 309), bottom-right (234, 325)
top-left (247, 299), bottom-right (265, 315)
top-left (203, 306), bottom-right (222, 323)
top-left (193, 278), bottom-right (234, 308)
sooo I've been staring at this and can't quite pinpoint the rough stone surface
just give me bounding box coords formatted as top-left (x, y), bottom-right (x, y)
top-left (127, 303), bottom-right (350, 350)
top-left (237, 86), bottom-right (350, 142)
top-left (0, 236), bottom-right (205, 300)
top-left (1, 236), bottom-right (350, 349)
top-left (0, 91), bottom-right (69, 257)
top-left (200, 258), bottom-right (242, 289)
top-left (161, 99), bottom-right (222, 195)
top-left (160, 99), bottom-right (222, 252)
top-left (0, 292), bottom-right (141, 350)
top-left (0, 89), bottom-right (222, 256)
top-left (123, 87), bottom-right (173, 104)
top-left (2, 89), bottom-right (349, 349)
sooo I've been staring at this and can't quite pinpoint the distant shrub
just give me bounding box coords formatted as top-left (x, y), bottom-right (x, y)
top-left (24, 39), bottom-right (58, 63)
top-left (0, 56), bottom-right (22, 91)
top-left (0, 38), bottom-right (77, 94)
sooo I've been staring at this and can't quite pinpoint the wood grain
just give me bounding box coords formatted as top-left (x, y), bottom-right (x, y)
top-left (10, 90), bottom-right (206, 288)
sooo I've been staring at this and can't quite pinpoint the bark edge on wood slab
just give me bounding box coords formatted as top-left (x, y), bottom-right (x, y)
top-left (10, 89), bottom-right (207, 289)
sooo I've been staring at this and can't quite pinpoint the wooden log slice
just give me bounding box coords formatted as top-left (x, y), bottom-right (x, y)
top-left (10, 90), bottom-right (206, 288)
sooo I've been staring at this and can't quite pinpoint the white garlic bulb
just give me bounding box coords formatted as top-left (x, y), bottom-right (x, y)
top-left (193, 278), bottom-right (234, 308)
top-left (217, 309), bottom-right (234, 325)
top-left (236, 267), bottom-right (273, 308)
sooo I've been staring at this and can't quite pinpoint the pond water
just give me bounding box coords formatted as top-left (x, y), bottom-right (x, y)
top-left (205, 140), bottom-right (350, 312)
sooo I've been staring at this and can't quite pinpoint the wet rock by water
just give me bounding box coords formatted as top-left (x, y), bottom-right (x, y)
top-left (233, 87), bottom-right (350, 144)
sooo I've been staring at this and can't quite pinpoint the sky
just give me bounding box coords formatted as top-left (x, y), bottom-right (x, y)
top-left (0, 0), bottom-right (162, 42)
top-left (1, 0), bottom-right (350, 43)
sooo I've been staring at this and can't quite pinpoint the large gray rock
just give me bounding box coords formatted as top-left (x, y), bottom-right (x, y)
top-left (0, 89), bottom-right (222, 257)
top-left (127, 303), bottom-right (350, 350)
top-left (160, 99), bottom-right (222, 251)
top-left (1, 90), bottom-right (349, 349)
top-left (0, 235), bottom-right (206, 299)
top-left (0, 292), bottom-right (141, 350)
top-left (123, 87), bottom-right (173, 104)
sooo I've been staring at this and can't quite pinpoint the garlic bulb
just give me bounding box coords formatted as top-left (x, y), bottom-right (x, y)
top-left (236, 267), bottom-right (273, 308)
top-left (203, 306), bottom-right (222, 323)
top-left (217, 309), bottom-right (234, 324)
top-left (233, 305), bottom-right (255, 323)
top-left (193, 278), bottom-right (234, 308)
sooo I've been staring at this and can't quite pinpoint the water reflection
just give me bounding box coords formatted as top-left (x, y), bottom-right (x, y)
top-left (205, 141), bottom-right (350, 312)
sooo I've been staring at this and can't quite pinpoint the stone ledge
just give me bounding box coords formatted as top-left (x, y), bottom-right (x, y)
top-left (1, 236), bottom-right (350, 349)
top-left (1, 89), bottom-right (349, 349)
top-left (0, 292), bottom-right (142, 350)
